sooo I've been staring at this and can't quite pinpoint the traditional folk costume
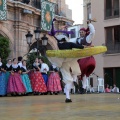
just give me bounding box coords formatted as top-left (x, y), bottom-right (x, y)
top-left (48, 18), bottom-right (82, 102)
top-left (47, 65), bottom-right (62, 94)
top-left (0, 62), bottom-right (7, 96)
top-left (40, 63), bottom-right (49, 86)
top-left (20, 66), bottom-right (32, 93)
top-left (77, 23), bottom-right (96, 93)
top-left (29, 63), bottom-right (47, 93)
top-left (7, 64), bottom-right (26, 94)
top-left (5, 63), bottom-right (12, 81)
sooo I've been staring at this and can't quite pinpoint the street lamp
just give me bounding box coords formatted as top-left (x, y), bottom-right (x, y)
top-left (25, 31), bottom-right (33, 48)
top-left (34, 27), bottom-right (41, 57)
top-left (25, 28), bottom-right (48, 57)
top-left (23, 31), bottom-right (33, 58)
top-left (41, 34), bottom-right (48, 46)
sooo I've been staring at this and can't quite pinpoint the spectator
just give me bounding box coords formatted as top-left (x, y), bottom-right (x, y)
top-left (111, 84), bottom-right (119, 93)
top-left (105, 84), bottom-right (110, 93)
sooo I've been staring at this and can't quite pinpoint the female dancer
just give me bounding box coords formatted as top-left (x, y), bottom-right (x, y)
top-left (30, 58), bottom-right (47, 95)
top-left (21, 60), bottom-right (32, 94)
top-left (7, 58), bottom-right (26, 96)
top-left (47, 64), bottom-right (62, 95)
top-left (0, 57), bottom-right (7, 96)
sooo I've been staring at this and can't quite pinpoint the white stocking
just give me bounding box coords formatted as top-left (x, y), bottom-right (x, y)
top-left (82, 75), bottom-right (88, 89)
top-left (66, 88), bottom-right (70, 99)
top-left (65, 83), bottom-right (72, 99)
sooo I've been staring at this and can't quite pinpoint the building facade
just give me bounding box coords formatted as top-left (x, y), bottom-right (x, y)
top-left (0, 0), bottom-right (73, 58)
top-left (83, 0), bottom-right (120, 89)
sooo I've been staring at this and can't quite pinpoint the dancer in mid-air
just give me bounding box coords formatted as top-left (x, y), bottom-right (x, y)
top-left (48, 18), bottom-right (85, 103)
top-left (77, 19), bottom-right (96, 94)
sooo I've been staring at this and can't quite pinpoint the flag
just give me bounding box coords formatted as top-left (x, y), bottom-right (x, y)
top-left (0, 0), bottom-right (7, 20)
top-left (41, 1), bottom-right (55, 31)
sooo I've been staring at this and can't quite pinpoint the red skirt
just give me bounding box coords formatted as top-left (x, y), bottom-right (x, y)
top-left (47, 72), bottom-right (62, 92)
top-left (30, 71), bottom-right (47, 92)
top-left (78, 56), bottom-right (96, 80)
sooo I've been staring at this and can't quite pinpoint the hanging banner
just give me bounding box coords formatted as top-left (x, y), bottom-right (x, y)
top-left (0, 0), bottom-right (7, 20)
top-left (41, 1), bottom-right (55, 31)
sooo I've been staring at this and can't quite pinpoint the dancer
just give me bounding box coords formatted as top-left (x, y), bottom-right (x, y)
top-left (30, 58), bottom-right (47, 95)
top-left (77, 20), bottom-right (96, 94)
top-left (0, 57), bottom-right (7, 96)
top-left (49, 18), bottom-right (85, 50)
top-left (48, 19), bottom-right (83, 102)
top-left (39, 58), bottom-right (49, 86)
top-left (47, 64), bottom-right (62, 95)
top-left (21, 60), bottom-right (32, 94)
top-left (7, 58), bottom-right (26, 96)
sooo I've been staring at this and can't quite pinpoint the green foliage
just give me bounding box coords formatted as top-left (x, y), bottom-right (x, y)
top-left (0, 36), bottom-right (11, 64)
top-left (26, 53), bottom-right (51, 69)
top-left (26, 53), bottom-right (37, 69)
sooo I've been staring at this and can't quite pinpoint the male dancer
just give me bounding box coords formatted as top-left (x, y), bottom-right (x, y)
top-left (48, 18), bottom-right (84, 103)
top-left (77, 20), bottom-right (96, 93)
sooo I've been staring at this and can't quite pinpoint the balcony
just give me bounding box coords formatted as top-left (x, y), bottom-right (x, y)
top-left (105, 42), bottom-right (120, 54)
top-left (12, 0), bottom-right (59, 15)
top-left (8, 0), bottom-right (74, 24)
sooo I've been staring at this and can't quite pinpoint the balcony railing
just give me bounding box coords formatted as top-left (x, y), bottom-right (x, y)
top-left (105, 8), bottom-right (119, 19)
top-left (105, 42), bottom-right (120, 54)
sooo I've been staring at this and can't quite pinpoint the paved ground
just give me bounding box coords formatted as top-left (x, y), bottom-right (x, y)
top-left (0, 93), bottom-right (120, 120)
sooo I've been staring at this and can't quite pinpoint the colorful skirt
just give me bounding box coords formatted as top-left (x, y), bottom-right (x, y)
top-left (5, 72), bottom-right (10, 82)
top-left (30, 71), bottom-right (47, 93)
top-left (78, 56), bottom-right (96, 80)
top-left (47, 72), bottom-right (62, 92)
top-left (7, 73), bottom-right (26, 93)
top-left (0, 72), bottom-right (7, 95)
top-left (21, 74), bottom-right (32, 93)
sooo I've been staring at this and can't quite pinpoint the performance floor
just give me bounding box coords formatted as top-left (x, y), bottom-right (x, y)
top-left (0, 93), bottom-right (120, 120)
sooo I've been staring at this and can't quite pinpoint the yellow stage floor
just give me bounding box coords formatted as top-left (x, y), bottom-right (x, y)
top-left (0, 93), bottom-right (120, 120)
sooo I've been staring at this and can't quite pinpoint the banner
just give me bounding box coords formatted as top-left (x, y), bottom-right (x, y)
top-left (0, 0), bottom-right (7, 20)
top-left (41, 1), bottom-right (55, 31)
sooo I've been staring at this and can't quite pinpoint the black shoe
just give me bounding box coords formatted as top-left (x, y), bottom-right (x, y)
top-left (65, 98), bottom-right (72, 103)
top-left (54, 93), bottom-right (58, 95)
top-left (50, 92), bottom-right (53, 95)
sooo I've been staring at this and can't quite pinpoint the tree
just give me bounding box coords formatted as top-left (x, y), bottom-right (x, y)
top-left (0, 36), bottom-right (11, 63)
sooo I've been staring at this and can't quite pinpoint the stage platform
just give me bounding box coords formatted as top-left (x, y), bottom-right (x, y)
top-left (0, 93), bottom-right (120, 120)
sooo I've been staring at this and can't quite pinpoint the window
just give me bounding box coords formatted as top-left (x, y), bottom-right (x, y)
top-left (105, 0), bottom-right (119, 19)
top-left (87, 3), bottom-right (91, 19)
top-left (105, 25), bottom-right (120, 53)
top-left (70, 29), bottom-right (76, 38)
top-left (104, 67), bottom-right (120, 90)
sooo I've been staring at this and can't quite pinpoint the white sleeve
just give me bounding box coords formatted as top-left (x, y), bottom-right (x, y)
top-left (46, 64), bottom-right (49, 72)
top-left (86, 23), bottom-right (95, 43)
